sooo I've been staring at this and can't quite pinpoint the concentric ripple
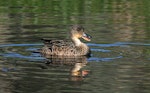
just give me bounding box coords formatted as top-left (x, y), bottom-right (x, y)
top-left (1, 42), bottom-right (149, 62)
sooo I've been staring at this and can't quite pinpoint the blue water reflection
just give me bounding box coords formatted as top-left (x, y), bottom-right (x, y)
top-left (0, 42), bottom-right (149, 62)
top-left (88, 42), bottom-right (150, 47)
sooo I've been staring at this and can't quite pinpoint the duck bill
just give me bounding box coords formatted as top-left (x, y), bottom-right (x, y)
top-left (82, 33), bottom-right (92, 41)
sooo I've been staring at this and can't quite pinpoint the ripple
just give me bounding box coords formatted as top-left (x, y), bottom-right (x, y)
top-left (91, 48), bottom-right (111, 52)
top-left (0, 42), bottom-right (149, 62)
top-left (88, 56), bottom-right (123, 62)
top-left (0, 43), bottom-right (45, 61)
top-left (0, 52), bottom-right (45, 61)
top-left (88, 42), bottom-right (150, 47)
top-left (0, 43), bottom-right (43, 48)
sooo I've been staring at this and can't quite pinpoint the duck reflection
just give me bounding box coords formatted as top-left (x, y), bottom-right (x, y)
top-left (70, 62), bottom-right (90, 81)
top-left (42, 55), bottom-right (90, 81)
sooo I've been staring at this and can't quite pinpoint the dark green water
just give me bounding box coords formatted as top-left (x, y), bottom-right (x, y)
top-left (0, 0), bottom-right (150, 93)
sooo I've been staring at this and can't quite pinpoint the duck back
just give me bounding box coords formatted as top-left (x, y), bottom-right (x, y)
top-left (41, 39), bottom-right (90, 56)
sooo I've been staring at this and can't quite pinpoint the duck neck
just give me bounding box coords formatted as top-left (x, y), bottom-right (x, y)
top-left (71, 37), bottom-right (82, 46)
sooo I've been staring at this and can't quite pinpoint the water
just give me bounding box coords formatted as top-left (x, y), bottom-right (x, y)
top-left (0, 0), bottom-right (150, 93)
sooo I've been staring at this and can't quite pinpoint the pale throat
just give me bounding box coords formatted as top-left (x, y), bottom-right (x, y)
top-left (71, 37), bottom-right (83, 46)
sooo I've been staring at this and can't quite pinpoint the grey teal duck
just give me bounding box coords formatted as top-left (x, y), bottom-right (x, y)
top-left (41, 25), bottom-right (92, 56)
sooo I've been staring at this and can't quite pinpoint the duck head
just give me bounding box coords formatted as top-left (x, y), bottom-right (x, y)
top-left (70, 25), bottom-right (92, 41)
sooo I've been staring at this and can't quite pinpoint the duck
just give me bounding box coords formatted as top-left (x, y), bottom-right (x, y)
top-left (41, 25), bottom-right (92, 56)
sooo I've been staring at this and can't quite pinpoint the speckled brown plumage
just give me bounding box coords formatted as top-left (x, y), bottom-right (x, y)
top-left (41, 25), bottom-right (91, 56)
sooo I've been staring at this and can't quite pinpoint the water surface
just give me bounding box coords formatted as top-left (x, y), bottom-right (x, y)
top-left (0, 0), bottom-right (150, 93)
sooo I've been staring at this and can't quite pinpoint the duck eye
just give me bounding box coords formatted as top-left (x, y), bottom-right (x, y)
top-left (77, 27), bottom-right (81, 31)
top-left (77, 27), bottom-right (84, 31)
top-left (71, 25), bottom-right (84, 32)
